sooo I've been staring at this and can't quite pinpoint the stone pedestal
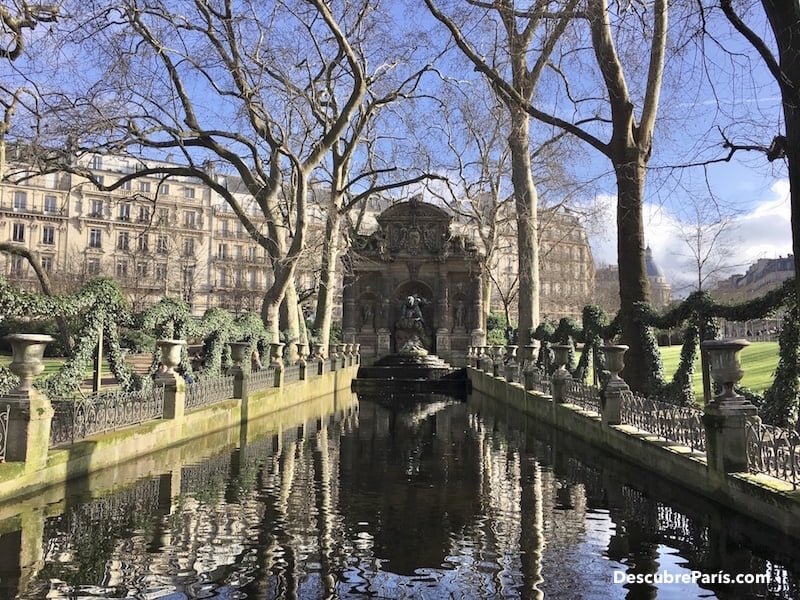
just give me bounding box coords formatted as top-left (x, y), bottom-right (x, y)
top-left (600, 345), bottom-right (629, 426)
top-left (4, 390), bottom-right (53, 469)
top-left (550, 344), bottom-right (572, 404)
top-left (377, 329), bottom-right (391, 356)
top-left (701, 338), bottom-right (757, 472)
top-left (703, 403), bottom-right (757, 473)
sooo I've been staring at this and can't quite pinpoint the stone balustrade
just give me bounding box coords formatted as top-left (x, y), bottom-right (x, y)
top-left (0, 334), bottom-right (361, 471)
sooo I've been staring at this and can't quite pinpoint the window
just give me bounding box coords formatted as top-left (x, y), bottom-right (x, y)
top-left (250, 270), bottom-right (258, 289)
top-left (89, 228), bottom-right (102, 248)
top-left (118, 203), bottom-right (131, 221)
top-left (158, 183), bottom-right (170, 196)
top-left (183, 187), bottom-right (195, 199)
top-left (117, 231), bottom-right (130, 251)
top-left (86, 258), bottom-right (101, 275)
top-left (156, 235), bottom-right (168, 254)
top-left (184, 210), bottom-right (196, 228)
top-left (138, 206), bottom-right (150, 223)
top-left (218, 269), bottom-right (228, 287)
top-left (116, 260), bottom-right (128, 278)
top-left (221, 220), bottom-right (230, 235)
top-left (182, 265), bottom-right (194, 286)
top-left (10, 256), bottom-right (25, 277)
top-left (217, 243), bottom-right (228, 259)
top-left (42, 226), bottom-right (55, 245)
top-left (235, 245), bottom-right (243, 259)
top-left (94, 175), bottom-right (104, 188)
top-left (12, 223), bottom-right (24, 242)
top-left (139, 181), bottom-right (151, 193)
top-left (44, 195), bottom-right (58, 214)
top-left (13, 191), bottom-right (27, 212)
top-left (235, 269), bottom-right (244, 286)
top-left (136, 262), bottom-right (148, 277)
top-left (120, 179), bottom-right (132, 191)
top-left (41, 257), bottom-right (53, 272)
top-left (90, 199), bottom-right (104, 218)
top-left (183, 238), bottom-right (195, 257)
top-left (156, 263), bottom-right (167, 280)
top-left (158, 207), bottom-right (169, 223)
top-left (90, 155), bottom-right (103, 170)
top-left (137, 234), bottom-right (149, 252)
top-left (248, 247), bottom-right (257, 262)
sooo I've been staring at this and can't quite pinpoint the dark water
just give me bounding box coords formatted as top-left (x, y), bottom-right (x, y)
top-left (2, 392), bottom-right (800, 599)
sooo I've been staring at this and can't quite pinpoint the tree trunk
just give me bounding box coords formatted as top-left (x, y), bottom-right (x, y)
top-left (613, 155), bottom-right (651, 393)
top-left (313, 205), bottom-right (342, 350)
top-left (481, 270), bottom-right (492, 333)
top-left (280, 278), bottom-right (301, 361)
top-left (508, 106), bottom-right (540, 347)
top-left (760, 0), bottom-right (800, 303)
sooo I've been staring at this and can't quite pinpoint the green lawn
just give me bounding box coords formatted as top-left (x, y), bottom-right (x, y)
top-left (659, 341), bottom-right (778, 397)
top-left (0, 356), bottom-right (113, 378)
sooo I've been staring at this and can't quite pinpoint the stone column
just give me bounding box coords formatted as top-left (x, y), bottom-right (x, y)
top-left (156, 339), bottom-right (187, 419)
top-left (342, 274), bottom-right (357, 342)
top-left (600, 345), bottom-right (629, 426)
top-left (470, 273), bottom-right (485, 349)
top-left (2, 334), bottom-right (54, 470)
top-left (505, 345), bottom-right (519, 382)
top-left (269, 342), bottom-right (285, 387)
top-left (550, 344), bottom-right (572, 404)
top-left (701, 339), bottom-right (757, 473)
top-left (228, 341), bottom-right (250, 401)
top-left (522, 342), bottom-right (540, 391)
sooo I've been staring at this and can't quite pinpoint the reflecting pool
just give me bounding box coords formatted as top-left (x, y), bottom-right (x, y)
top-left (1, 391), bottom-right (799, 599)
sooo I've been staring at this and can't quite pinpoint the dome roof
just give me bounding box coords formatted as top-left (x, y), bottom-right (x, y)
top-left (645, 246), bottom-right (665, 279)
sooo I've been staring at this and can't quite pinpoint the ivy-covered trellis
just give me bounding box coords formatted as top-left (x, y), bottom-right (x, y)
top-left (531, 278), bottom-right (799, 427)
top-left (0, 275), bottom-right (273, 397)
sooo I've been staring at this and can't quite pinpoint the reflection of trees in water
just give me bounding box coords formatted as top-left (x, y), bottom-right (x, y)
top-left (18, 397), bottom-right (800, 600)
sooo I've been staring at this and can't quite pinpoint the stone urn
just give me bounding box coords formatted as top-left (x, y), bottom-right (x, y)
top-left (551, 344), bottom-right (571, 372)
top-left (702, 339), bottom-right (750, 404)
top-left (505, 345), bottom-right (518, 363)
top-left (269, 342), bottom-right (286, 367)
top-left (295, 342), bottom-right (308, 365)
top-left (156, 339), bottom-right (186, 374)
top-left (313, 342), bottom-right (326, 360)
top-left (228, 341), bottom-right (251, 366)
top-left (600, 345), bottom-right (629, 393)
top-left (5, 334), bottom-right (53, 392)
top-left (524, 342), bottom-right (540, 370)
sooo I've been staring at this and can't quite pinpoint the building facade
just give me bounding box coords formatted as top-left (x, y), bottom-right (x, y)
top-left (594, 246), bottom-right (673, 315)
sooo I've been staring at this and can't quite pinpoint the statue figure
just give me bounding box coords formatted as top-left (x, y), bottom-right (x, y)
top-left (361, 302), bottom-right (374, 327)
top-left (453, 300), bottom-right (465, 329)
top-left (401, 295), bottom-right (426, 325)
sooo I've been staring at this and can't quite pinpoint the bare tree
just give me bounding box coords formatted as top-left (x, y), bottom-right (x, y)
top-left (14, 0), bottom-right (369, 344)
top-left (424, 0), bottom-right (581, 348)
top-left (712, 1), bottom-right (800, 302)
top-left (427, 0), bottom-right (668, 392)
top-left (673, 198), bottom-right (740, 293)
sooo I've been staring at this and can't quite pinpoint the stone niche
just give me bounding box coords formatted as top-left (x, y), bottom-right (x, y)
top-left (342, 196), bottom-right (483, 365)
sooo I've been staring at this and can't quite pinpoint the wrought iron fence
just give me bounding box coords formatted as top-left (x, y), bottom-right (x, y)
top-left (0, 403), bottom-right (9, 462)
top-left (620, 391), bottom-right (706, 453)
top-left (185, 375), bottom-right (235, 411)
top-left (284, 364), bottom-right (301, 383)
top-left (525, 366), bottom-right (550, 395)
top-left (49, 386), bottom-right (165, 448)
top-left (249, 367), bottom-right (276, 391)
top-left (564, 379), bottom-right (601, 413)
top-left (746, 420), bottom-right (800, 488)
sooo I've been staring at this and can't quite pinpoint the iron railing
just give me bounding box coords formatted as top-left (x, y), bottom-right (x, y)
top-left (564, 379), bottom-right (601, 414)
top-left (185, 375), bottom-right (235, 411)
top-left (746, 420), bottom-right (800, 488)
top-left (249, 367), bottom-right (276, 391)
top-left (49, 386), bottom-right (165, 448)
top-left (525, 366), bottom-right (550, 395)
top-left (0, 404), bottom-right (9, 462)
top-left (620, 391), bottom-right (706, 453)
top-left (284, 364), bottom-right (301, 384)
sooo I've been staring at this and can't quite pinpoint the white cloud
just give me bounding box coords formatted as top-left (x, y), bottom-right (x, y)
top-left (588, 179), bottom-right (793, 296)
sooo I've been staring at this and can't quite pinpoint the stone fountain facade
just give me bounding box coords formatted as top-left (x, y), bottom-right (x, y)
top-left (343, 196), bottom-right (484, 365)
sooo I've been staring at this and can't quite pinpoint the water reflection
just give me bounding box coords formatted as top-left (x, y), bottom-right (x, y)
top-left (1, 392), bottom-right (799, 598)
